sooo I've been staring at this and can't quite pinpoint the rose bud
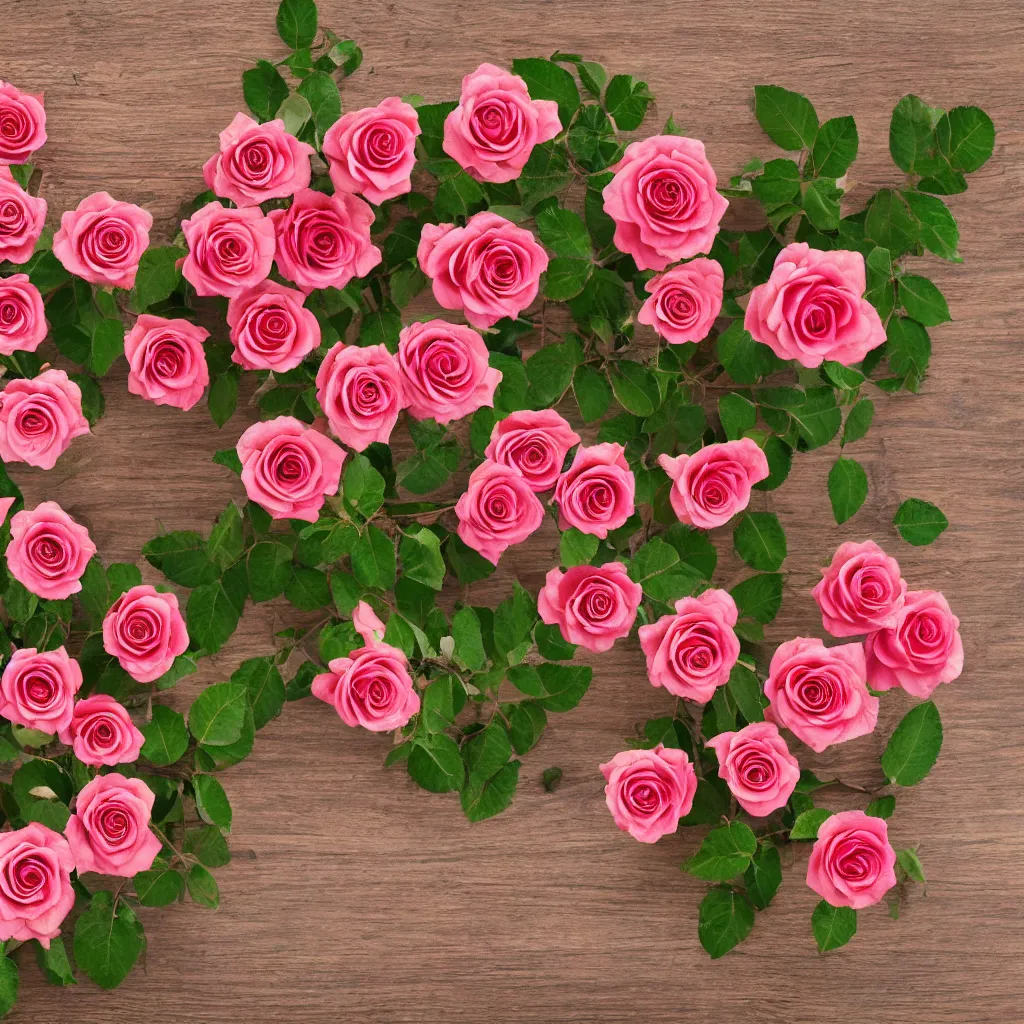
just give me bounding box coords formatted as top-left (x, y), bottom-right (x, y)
top-left (68, 694), bottom-right (145, 766)
top-left (102, 584), bottom-right (189, 683)
top-left (315, 342), bottom-right (404, 450)
top-left (637, 258), bottom-right (724, 345)
top-left (455, 460), bottom-right (545, 564)
top-left (0, 369), bottom-right (90, 469)
top-left (538, 562), bottom-right (642, 653)
top-left (806, 810), bottom-right (897, 909)
top-left (6, 501), bottom-right (96, 599)
top-left (812, 540), bottom-right (907, 638)
top-left (180, 201), bottom-right (276, 298)
top-left (600, 744), bottom-right (697, 843)
top-left (124, 315), bottom-right (211, 412)
top-left (0, 646), bottom-right (82, 741)
top-left (554, 442), bottom-right (635, 538)
top-left (706, 722), bottom-right (800, 817)
top-left (0, 824), bottom-right (74, 947)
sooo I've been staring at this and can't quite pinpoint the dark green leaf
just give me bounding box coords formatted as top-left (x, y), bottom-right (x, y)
top-left (810, 116), bottom-right (858, 177)
top-left (893, 498), bottom-right (948, 546)
top-left (729, 573), bottom-right (784, 624)
top-left (73, 892), bottom-right (143, 989)
top-left (510, 58), bottom-right (580, 126)
top-left (733, 513), bottom-right (786, 571)
top-left (697, 886), bottom-right (755, 959)
top-left (812, 901), bottom-right (857, 952)
top-left (790, 807), bottom-right (834, 840)
top-left (276, 0), bottom-right (318, 48)
top-left (753, 85), bottom-right (818, 150)
top-left (899, 275), bottom-right (951, 326)
top-left (684, 821), bottom-right (758, 880)
top-left (744, 843), bottom-right (782, 910)
top-left (881, 700), bottom-right (942, 785)
top-left (827, 456), bottom-right (869, 524)
top-left (603, 74), bottom-right (654, 131)
top-left (140, 705), bottom-right (189, 766)
top-left (188, 681), bottom-right (248, 747)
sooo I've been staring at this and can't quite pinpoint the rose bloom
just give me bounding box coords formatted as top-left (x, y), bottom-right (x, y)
top-left (0, 274), bottom-right (46, 354)
top-left (124, 315), bottom-right (210, 412)
top-left (203, 112), bottom-right (314, 207)
top-left (237, 415), bottom-right (346, 522)
top-left (538, 562), bottom-right (642, 654)
top-left (397, 319), bottom-right (501, 424)
top-left (706, 722), bottom-right (800, 818)
top-left (7, 501), bottom-right (96, 599)
top-left (65, 774), bottom-right (161, 878)
top-left (0, 167), bottom-right (47, 264)
top-left (102, 584), bottom-right (189, 683)
top-left (813, 540), bottom-right (906, 638)
top-left (227, 280), bottom-right (320, 373)
top-left (52, 191), bottom-right (152, 290)
top-left (0, 369), bottom-right (90, 470)
top-left (638, 258), bottom-right (724, 345)
top-left (0, 646), bottom-right (82, 741)
top-left (744, 243), bottom-right (886, 368)
top-left (455, 460), bottom-right (544, 564)
top-left (659, 439), bottom-right (769, 529)
top-left (323, 96), bottom-right (420, 204)
top-left (0, 82), bottom-right (46, 164)
top-left (417, 212), bottom-right (548, 328)
top-left (315, 342), bottom-right (404, 450)
top-left (180, 201), bottom-right (276, 298)
top-left (0, 824), bottom-right (74, 947)
top-left (807, 810), bottom-right (897, 910)
top-left (269, 188), bottom-right (381, 293)
top-left (484, 409), bottom-right (580, 492)
top-left (554, 442), bottom-right (635, 539)
top-left (866, 589), bottom-right (963, 699)
top-left (443, 62), bottom-right (561, 183)
top-left (765, 637), bottom-right (878, 753)
top-left (638, 589), bottom-right (740, 703)
top-left (68, 694), bottom-right (145, 766)
top-left (600, 744), bottom-right (697, 843)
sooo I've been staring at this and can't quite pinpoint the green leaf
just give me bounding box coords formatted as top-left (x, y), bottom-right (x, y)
top-left (461, 759), bottom-right (520, 821)
top-left (609, 360), bottom-right (660, 416)
top-left (543, 257), bottom-right (592, 300)
top-left (534, 663), bottom-right (592, 712)
top-left (143, 530), bottom-right (218, 588)
top-left (506, 701), bottom-right (547, 755)
top-left (134, 864), bottom-right (184, 907)
top-left (351, 525), bottom-right (397, 589)
top-left (697, 886), bottom-right (755, 959)
top-left (936, 106), bottom-right (995, 172)
top-left (510, 58), bottom-right (580, 126)
top-left (73, 892), bottom-right (144, 990)
top-left (140, 704), bottom-right (189, 766)
top-left (864, 246), bottom-right (896, 319)
top-left (727, 663), bottom-right (767, 724)
top-left (903, 192), bottom-right (960, 260)
top-left (802, 178), bottom-right (841, 232)
top-left (90, 318), bottom-right (124, 376)
top-left (534, 621), bottom-right (576, 661)
top-left (207, 502), bottom-right (244, 570)
top-left (842, 399), bottom-right (874, 448)
top-left (684, 821), bottom-right (758, 880)
top-left (184, 824), bottom-right (231, 867)
top-left (231, 657), bottom-right (285, 730)
top-left (898, 275), bottom-right (951, 326)
top-left (753, 85), bottom-right (818, 150)
top-left (603, 74), bottom-right (654, 131)
top-left (560, 527), bottom-right (598, 568)
top-left (812, 901), bottom-right (857, 952)
top-left (517, 141), bottom-right (573, 210)
top-left (493, 582), bottom-right (538, 660)
top-left (208, 370), bottom-right (239, 427)
top-left (896, 847), bottom-right (926, 883)
top-left (420, 674), bottom-right (465, 733)
top-left (213, 448), bottom-right (243, 474)
top-left (810, 116), bottom-right (859, 177)
top-left (525, 338), bottom-right (581, 406)
top-left (886, 316), bottom-right (931, 386)
top-left (246, 540), bottom-right (293, 602)
top-left (34, 935), bottom-right (75, 985)
top-left (186, 566), bottom-right (247, 654)
top-left (432, 163), bottom-right (485, 220)
top-left (276, 0), bottom-right (318, 48)
top-left (242, 60), bottom-right (290, 122)
top-left (0, 956), bottom-right (16, 1013)
top-left (408, 733), bottom-right (465, 793)
top-left (187, 863), bottom-right (220, 909)
top-left (744, 844), bottom-right (782, 910)
top-left (889, 94), bottom-right (941, 173)
top-left (535, 204), bottom-right (592, 258)
top-left (296, 71), bottom-right (340, 148)
top-left (193, 774), bottom-right (232, 831)
top-left (342, 454), bottom-right (386, 519)
top-left (462, 723), bottom-right (512, 788)
top-left (789, 807), bottom-right (834, 840)
top-left (188, 681), bottom-right (249, 747)
top-left (573, 364), bottom-right (612, 422)
top-left (729, 573), bottom-right (784, 624)
top-left (451, 606), bottom-right (486, 670)
top-left (131, 246), bottom-right (184, 311)
top-left (865, 188), bottom-right (919, 255)
top-left (284, 565), bottom-right (330, 610)
top-left (718, 392), bottom-right (756, 440)
top-left (717, 321), bottom-right (775, 385)
top-left (893, 498), bottom-right (948, 546)
top-left (399, 526), bottom-right (446, 591)
top-left (733, 513), bottom-right (787, 571)
top-left (827, 457), bottom-right (869, 524)
top-left (865, 795), bottom-right (896, 819)
top-left (881, 700), bottom-right (943, 785)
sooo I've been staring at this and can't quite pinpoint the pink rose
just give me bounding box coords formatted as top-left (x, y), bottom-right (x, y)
top-left (323, 96), bottom-right (420, 204)
top-left (0, 82), bottom-right (46, 164)
top-left (813, 540), bottom-right (907, 638)
top-left (417, 212), bottom-right (548, 328)
top-left (443, 63), bottom-right (561, 184)
top-left (315, 342), bottom-right (404, 450)
top-left (397, 319), bottom-right (501, 424)
top-left (0, 369), bottom-right (90, 470)
top-left (52, 191), bottom-right (152, 290)
top-left (554, 442), bottom-right (635, 539)
top-left (0, 497), bottom-right (14, 527)
top-left (203, 112), bottom-right (314, 207)
top-left (765, 637), bottom-right (878, 753)
top-left (866, 590), bottom-right (963, 699)
top-left (600, 744), bottom-right (697, 843)
top-left (0, 274), bottom-right (46, 354)
top-left (65, 774), bottom-right (161, 878)
top-left (0, 167), bottom-right (47, 264)
top-left (123, 315), bottom-right (210, 412)
top-left (102, 584), bottom-right (189, 683)
top-left (237, 416), bottom-right (346, 522)
top-left (637, 258), bottom-right (724, 344)
top-left (68, 694), bottom-right (144, 766)
top-left (0, 824), bottom-right (74, 947)
top-left (269, 188), bottom-right (381, 293)
top-left (6, 501), bottom-right (96, 599)
top-left (484, 409), bottom-right (580, 492)
top-left (807, 810), bottom-right (897, 909)
top-left (351, 600), bottom-right (386, 645)
top-left (744, 243), bottom-right (886, 368)
top-left (538, 562), bottom-right (642, 653)
top-left (658, 439), bottom-right (769, 529)
top-left (180, 201), bottom-right (275, 298)
top-left (638, 589), bottom-right (740, 703)
top-left (454, 460), bottom-right (544, 564)
top-left (0, 646), bottom-right (82, 741)
top-left (227, 280), bottom-right (320, 373)
top-left (706, 722), bottom-right (800, 818)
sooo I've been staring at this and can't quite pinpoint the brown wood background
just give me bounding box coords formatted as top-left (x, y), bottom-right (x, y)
top-left (1, 0), bottom-right (1023, 1020)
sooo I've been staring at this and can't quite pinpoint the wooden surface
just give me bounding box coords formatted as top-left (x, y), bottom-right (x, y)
top-left (2, 0), bottom-right (1023, 1020)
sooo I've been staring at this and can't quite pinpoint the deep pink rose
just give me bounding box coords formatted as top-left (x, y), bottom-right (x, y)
top-left (484, 409), bottom-right (580, 492)
top-left (227, 280), bottom-right (320, 373)
top-left (0, 274), bottom-right (46, 354)
top-left (0, 369), bottom-right (90, 470)
top-left (638, 258), bottom-right (724, 344)
top-left (0, 497), bottom-right (14, 527)
top-left (323, 97), bottom-right (420, 204)
top-left (269, 188), bottom-right (381, 293)
top-left (638, 589), bottom-right (740, 703)
top-left (866, 589), bottom-right (963, 699)
top-left (0, 646), bottom-right (82, 741)
top-left (351, 600), bottom-right (386, 645)
top-left (124, 314), bottom-right (210, 412)
top-left (203, 112), bottom-right (314, 207)
top-left (417, 212), bottom-right (548, 328)
top-left (6, 501), bottom-right (96, 599)
top-left (744, 243), bottom-right (886, 368)
top-left (0, 167), bottom-right (46, 264)
top-left (706, 722), bottom-right (800, 818)
top-left (0, 82), bottom-right (46, 164)
top-left (180, 201), bottom-right (275, 298)
top-left (658, 439), bottom-right (769, 529)
top-left (813, 540), bottom-right (907, 638)
top-left (102, 584), bottom-right (189, 683)
top-left (554, 442), bottom-right (635, 539)
top-left (397, 319), bottom-right (501, 423)
top-left (68, 694), bottom-right (144, 766)
top-left (0, 824), bottom-right (74, 947)
top-left (807, 810), bottom-right (897, 910)
top-left (443, 63), bottom-right (561, 184)
top-left (538, 562), bottom-right (642, 653)
top-left (237, 416), bottom-right (346, 522)
top-left (600, 744), bottom-right (697, 843)
top-left (765, 637), bottom-right (878, 753)
top-left (455, 460), bottom-right (544, 564)
top-left (315, 342), bottom-right (404, 450)
top-left (52, 191), bottom-right (152, 290)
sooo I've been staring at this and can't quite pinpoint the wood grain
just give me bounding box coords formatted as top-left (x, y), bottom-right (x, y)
top-left (2, 0), bottom-right (1023, 1020)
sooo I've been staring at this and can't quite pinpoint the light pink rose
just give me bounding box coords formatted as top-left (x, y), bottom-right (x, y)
top-left (315, 342), bottom-right (404, 450)
top-left (0, 824), bottom-right (74, 948)
top-left (0, 274), bottom-right (46, 354)
top-left (227, 280), bottom-right (320, 373)
top-left (351, 600), bottom-right (386, 645)
top-left (203, 112), bottom-right (314, 207)
top-left (744, 243), bottom-right (887, 368)
top-left (417, 212), bottom-right (548, 328)
top-left (0, 82), bottom-right (47, 164)
top-left (68, 694), bottom-right (145, 766)
top-left (538, 562), bottom-right (642, 653)
top-left (443, 63), bottom-right (561, 184)
top-left (397, 319), bottom-right (500, 424)
top-left (123, 314), bottom-right (210, 412)
top-left (323, 97), bottom-right (420, 204)
top-left (102, 584), bottom-right (189, 683)
top-left (866, 590), bottom-right (963, 699)
top-left (65, 774), bottom-right (161, 878)
top-left (180, 201), bottom-right (275, 298)
top-left (554, 442), bottom-right (635, 539)
top-left (807, 810), bottom-right (897, 909)
top-left (658, 439), bottom-right (769, 529)
top-left (0, 646), bottom-right (82, 741)
top-left (237, 416), bottom-right (346, 522)
top-left (813, 540), bottom-right (907, 638)
top-left (269, 188), bottom-right (381, 293)
top-left (0, 369), bottom-right (90, 470)
top-left (706, 721), bottom-right (800, 818)
top-left (484, 409), bottom-right (580, 492)
top-left (6, 501), bottom-right (96, 599)
top-left (600, 744), bottom-right (697, 843)
top-left (52, 191), bottom-right (152, 290)
top-left (0, 497), bottom-right (14, 526)
top-left (764, 637), bottom-right (878, 753)
top-left (0, 167), bottom-right (47, 264)
top-left (638, 589), bottom-right (740, 703)
top-left (455, 460), bottom-right (545, 564)
top-left (638, 258), bottom-right (724, 345)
